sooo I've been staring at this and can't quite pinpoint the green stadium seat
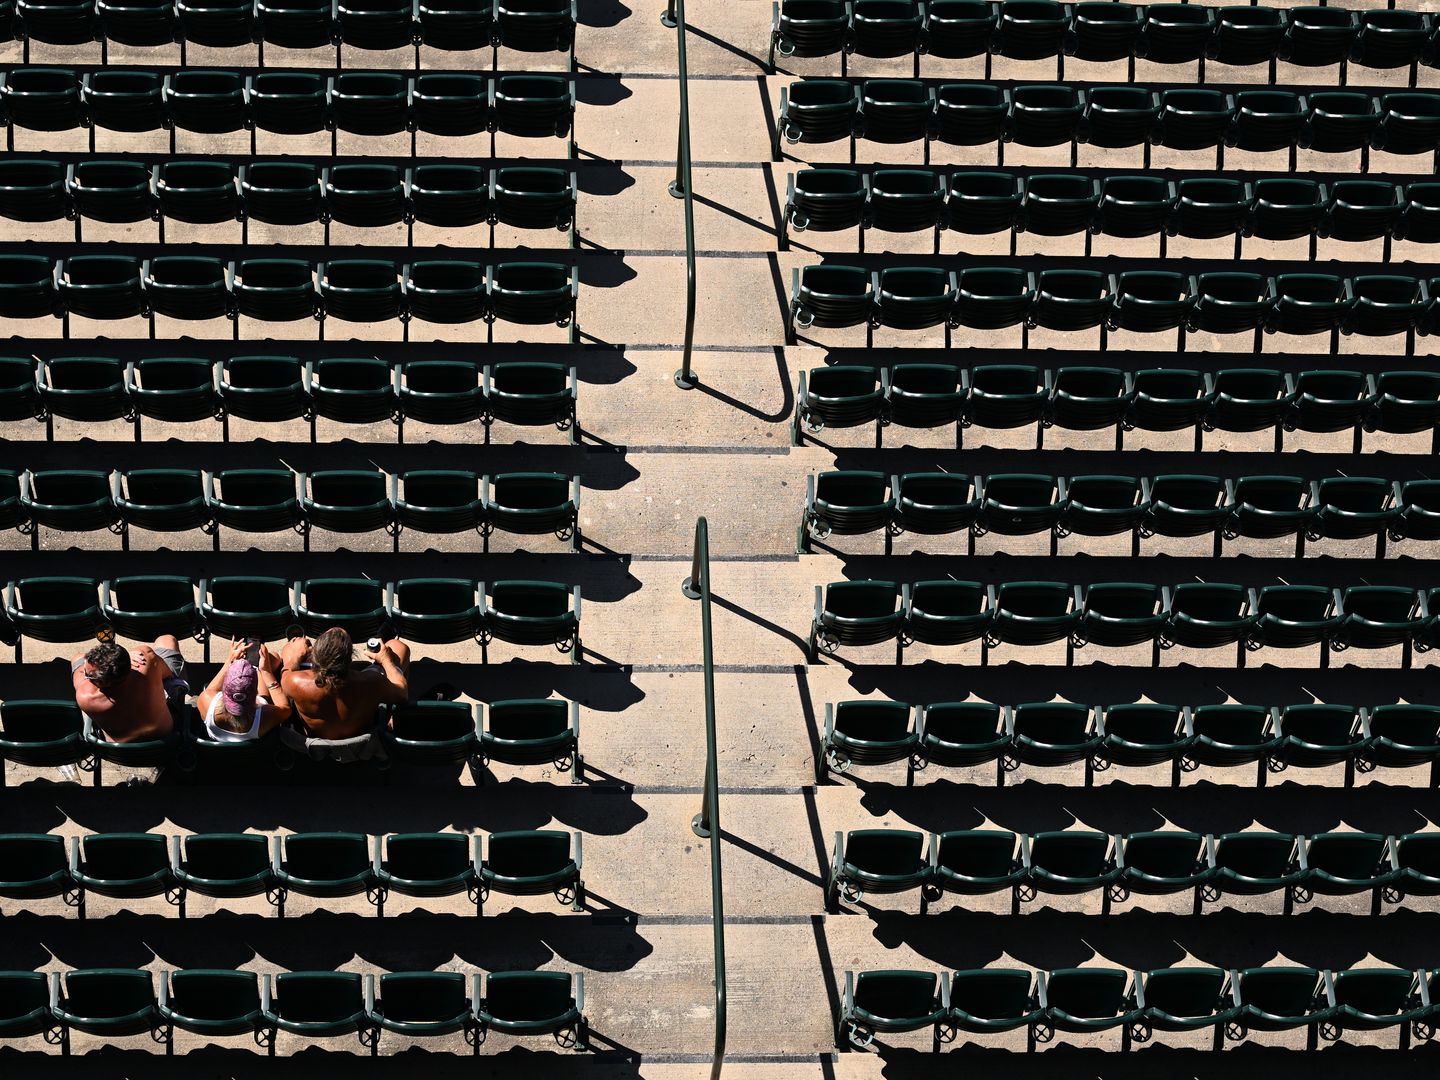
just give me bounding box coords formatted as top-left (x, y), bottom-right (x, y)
top-left (173, 0), bottom-right (252, 43)
top-left (481, 698), bottom-right (580, 782)
top-left (1142, 475), bottom-right (1231, 541)
top-left (1073, 583), bottom-right (1165, 655)
top-left (926, 831), bottom-right (1024, 908)
top-left (855, 79), bottom-right (932, 145)
top-left (1248, 584), bottom-right (1341, 663)
top-left (791, 265), bottom-right (873, 332)
top-left (0, 833), bottom-right (73, 903)
top-left (1017, 174), bottom-right (1096, 236)
top-left (484, 362), bottom-right (576, 435)
top-left (37, 357), bottom-right (131, 428)
top-left (1286, 371), bottom-right (1376, 440)
top-left (1279, 7), bottom-right (1354, 69)
top-left (336, 0), bottom-right (415, 50)
top-left (318, 260), bottom-right (402, 325)
top-left (1209, 5), bottom-right (1283, 66)
top-left (1077, 85), bottom-right (1155, 150)
top-left (300, 469), bottom-right (392, 538)
top-left (1207, 833), bottom-right (1304, 911)
top-left (1225, 475), bottom-right (1313, 544)
top-left (1133, 967), bottom-right (1234, 1047)
top-left (163, 70), bottom-right (247, 133)
top-left (1153, 89), bottom-right (1234, 152)
top-left (1374, 93), bottom-right (1440, 157)
top-left (945, 171), bottom-right (1020, 234)
top-left (838, 970), bottom-right (949, 1051)
top-left (1126, 369), bottom-right (1210, 435)
top-left (407, 164), bottom-right (487, 229)
top-left (918, 702), bottom-right (1007, 770)
top-left (324, 163), bottom-right (405, 229)
top-left (488, 261), bottom-right (575, 329)
top-left (1325, 183), bottom-right (1404, 245)
top-left (14, 0), bottom-right (92, 43)
top-left (1161, 582), bottom-right (1255, 657)
top-left (826, 828), bottom-right (928, 912)
top-left (1115, 832), bottom-right (1212, 905)
top-left (975, 473), bottom-right (1065, 537)
top-left (1324, 968), bottom-right (1425, 1049)
top-left (1335, 586), bottom-right (1422, 662)
top-left (0, 469), bottom-right (18, 532)
top-left (478, 830), bottom-right (582, 913)
top-left (800, 471), bottom-right (891, 551)
top-left (793, 367), bottom-right (883, 439)
top-left (1300, 833), bottom-right (1396, 914)
top-left (67, 160), bottom-right (152, 227)
top-left (304, 358), bottom-right (395, 426)
top-left (492, 74), bottom-right (574, 140)
top-left (395, 362), bottom-right (484, 426)
top-left (1273, 704), bottom-right (1368, 785)
top-left (1207, 368), bottom-right (1292, 435)
top-left (820, 700), bottom-right (918, 779)
top-left (1058, 476), bottom-right (1147, 539)
top-left (232, 261), bottom-right (318, 324)
top-left (1363, 704), bottom-right (1440, 783)
top-left (99, 575), bottom-right (197, 640)
top-left (415, 0), bottom-right (488, 48)
top-left (1047, 367), bottom-right (1127, 430)
top-left (770, 0), bottom-right (848, 63)
top-left (371, 833), bottom-right (479, 915)
top-left (0, 357), bottom-right (36, 422)
top-left (51, 970), bottom-right (156, 1039)
top-left (260, 972), bottom-right (369, 1044)
top-left (885, 364), bottom-right (965, 429)
top-left (481, 580), bottom-right (581, 661)
top-left (986, 580), bottom-right (1078, 649)
top-left (995, 0), bottom-right (1065, 58)
top-left (171, 833), bottom-right (274, 905)
top-left (924, 0), bottom-right (995, 59)
top-left (158, 969), bottom-right (263, 1040)
top-left (1248, 179), bottom-right (1326, 243)
top-left (0, 971), bottom-right (55, 1040)
top-left (368, 971), bottom-right (473, 1042)
top-left (144, 257), bottom-right (231, 325)
top-left (874, 267), bottom-right (955, 331)
top-left (492, 167), bottom-right (575, 233)
top-left (1138, 4), bottom-right (1214, 62)
top-left (240, 164), bottom-right (323, 227)
top-left (254, 0), bottom-right (332, 48)
top-left (0, 257), bottom-right (55, 325)
top-left (271, 833), bottom-right (375, 915)
top-left (69, 833), bottom-right (177, 912)
top-left (955, 267), bottom-right (1032, 329)
top-left (1229, 967), bottom-right (1331, 1047)
top-left (1302, 91), bottom-right (1378, 155)
top-left (1184, 703), bottom-right (1279, 785)
top-left (125, 358), bottom-right (218, 425)
top-left (1345, 276), bottom-right (1426, 342)
top-left (1007, 85), bottom-right (1082, 148)
top-left (849, 0), bottom-right (921, 58)
top-left (1038, 967), bottom-right (1137, 1046)
top-left (4, 577), bottom-right (101, 650)
top-left (410, 73), bottom-right (488, 136)
top-left (967, 364), bottom-right (1046, 429)
top-left (948, 969), bottom-right (1042, 1034)
top-left (475, 971), bottom-right (585, 1050)
top-left (385, 578), bottom-right (479, 644)
top-left (1067, 3), bottom-right (1142, 62)
top-left (405, 261), bottom-right (487, 325)
top-left (1227, 90), bottom-right (1303, 153)
top-left (1, 68), bottom-right (83, 133)
top-left (206, 470), bottom-right (302, 536)
top-left (198, 576), bottom-right (296, 644)
top-left (247, 72), bottom-right (328, 136)
top-left (1266, 275), bottom-right (1348, 339)
top-left (1030, 270), bottom-right (1110, 333)
top-left (892, 472), bottom-right (979, 536)
top-left (783, 169), bottom-right (866, 242)
top-left (809, 579), bottom-right (902, 659)
top-left (330, 73), bottom-right (409, 138)
top-left (391, 471), bottom-right (482, 534)
top-left (383, 700), bottom-right (480, 768)
top-left (20, 469), bottom-right (114, 538)
top-left (1398, 181), bottom-right (1440, 243)
top-left (496, 0), bottom-right (574, 52)
top-left (0, 699), bottom-right (85, 776)
top-left (1169, 177), bottom-right (1250, 242)
top-left (1189, 273), bottom-right (1270, 336)
top-left (1390, 833), bottom-right (1440, 897)
top-left (1351, 9), bottom-right (1431, 70)
top-left (295, 578), bottom-right (386, 639)
top-left (866, 169), bottom-right (944, 235)
top-left (1093, 175), bottom-right (1173, 240)
top-left (905, 580), bottom-right (990, 649)
top-left (82, 70), bottom-right (164, 134)
top-left (1008, 703), bottom-right (1101, 779)
top-left (81, 709), bottom-right (179, 785)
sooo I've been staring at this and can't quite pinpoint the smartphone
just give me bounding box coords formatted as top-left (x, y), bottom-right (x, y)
top-left (245, 638), bottom-right (260, 667)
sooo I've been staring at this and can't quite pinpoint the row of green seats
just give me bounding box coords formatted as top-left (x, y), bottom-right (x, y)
top-left (0, 829), bottom-right (582, 917)
top-left (0, 69), bottom-right (575, 143)
top-left (793, 364), bottom-right (1440, 452)
top-left (0, 967), bottom-right (586, 1055)
top-left (0, 159), bottom-right (576, 236)
top-left (1, 576), bottom-right (582, 661)
top-left (790, 266), bottom-right (1438, 346)
top-left (774, 81), bottom-right (1440, 162)
top-left (809, 579), bottom-right (1440, 668)
top-left (0, 355), bottom-right (579, 443)
top-left (4, 467), bottom-right (582, 552)
top-left (0, 256), bottom-right (578, 336)
top-left (838, 965), bottom-right (1429, 1053)
top-left (801, 471), bottom-right (1440, 558)
top-left (772, 1), bottom-right (1440, 74)
top-left (828, 828), bottom-right (1439, 915)
top-left (0, 696), bottom-right (581, 786)
top-left (820, 699), bottom-right (1440, 788)
top-left (783, 169), bottom-right (1440, 253)
top-left (4, 0), bottom-right (577, 56)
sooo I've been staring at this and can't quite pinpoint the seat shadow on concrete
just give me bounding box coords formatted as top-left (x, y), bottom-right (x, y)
top-left (578, 0), bottom-right (630, 28)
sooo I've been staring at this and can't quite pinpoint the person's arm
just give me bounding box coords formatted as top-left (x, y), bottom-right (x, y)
top-left (366, 642), bottom-right (410, 705)
top-left (255, 643), bottom-right (292, 734)
top-left (197, 639), bottom-right (245, 719)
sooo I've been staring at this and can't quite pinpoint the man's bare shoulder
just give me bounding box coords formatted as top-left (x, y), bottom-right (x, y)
top-left (75, 684), bottom-right (113, 715)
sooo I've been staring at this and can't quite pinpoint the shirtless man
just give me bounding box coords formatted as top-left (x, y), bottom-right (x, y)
top-left (280, 627), bottom-right (410, 741)
top-left (71, 635), bottom-right (186, 743)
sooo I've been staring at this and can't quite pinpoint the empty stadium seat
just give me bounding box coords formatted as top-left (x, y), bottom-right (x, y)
top-left (481, 580), bottom-right (581, 661)
top-left (827, 828), bottom-right (928, 912)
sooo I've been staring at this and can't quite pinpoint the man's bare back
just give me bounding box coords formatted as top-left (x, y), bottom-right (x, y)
top-left (72, 637), bottom-right (183, 743)
top-left (280, 629), bottom-right (410, 741)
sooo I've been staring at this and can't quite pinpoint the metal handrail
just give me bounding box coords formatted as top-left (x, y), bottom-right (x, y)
top-left (663, 0), bottom-right (699, 389)
top-left (682, 517), bottom-right (726, 1080)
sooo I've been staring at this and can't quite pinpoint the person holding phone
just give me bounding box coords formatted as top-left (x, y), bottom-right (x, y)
top-left (196, 637), bottom-right (292, 742)
top-left (279, 626), bottom-right (410, 741)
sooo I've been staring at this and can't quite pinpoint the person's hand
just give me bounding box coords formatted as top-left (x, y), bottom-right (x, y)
top-left (364, 640), bottom-right (384, 663)
top-left (227, 637), bottom-right (248, 664)
top-left (258, 642), bottom-right (280, 675)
